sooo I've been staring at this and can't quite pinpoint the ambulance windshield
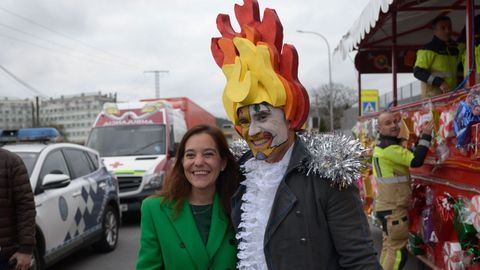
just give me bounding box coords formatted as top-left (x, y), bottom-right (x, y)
top-left (87, 125), bottom-right (166, 157)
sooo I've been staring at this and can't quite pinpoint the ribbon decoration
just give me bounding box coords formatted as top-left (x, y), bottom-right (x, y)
top-left (413, 111), bottom-right (432, 137)
top-left (408, 233), bottom-right (425, 256)
top-left (468, 195), bottom-right (480, 233)
top-left (436, 194), bottom-right (456, 222)
top-left (434, 194), bottom-right (456, 242)
top-left (443, 242), bottom-right (465, 270)
top-left (453, 198), bottom-right (477, 249)
top-left (439, 109), bottom-right (456, 139)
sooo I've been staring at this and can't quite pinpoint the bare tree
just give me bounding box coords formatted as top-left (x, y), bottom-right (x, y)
top-left (310, 83), bottom-right (357, 131)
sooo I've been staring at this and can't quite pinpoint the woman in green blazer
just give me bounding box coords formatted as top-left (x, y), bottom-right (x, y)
top-left (137, 125), bottom-right (240, 270)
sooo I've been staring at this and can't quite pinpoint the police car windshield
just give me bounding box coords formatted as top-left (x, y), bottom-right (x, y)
top-left (14, 152), bottom-right (38, 176)
top-left (87, 125), bottom-right (166, 157)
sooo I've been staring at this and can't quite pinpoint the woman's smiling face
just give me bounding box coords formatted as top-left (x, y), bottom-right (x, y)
top-left (182, 133), bottom-right (226, 193)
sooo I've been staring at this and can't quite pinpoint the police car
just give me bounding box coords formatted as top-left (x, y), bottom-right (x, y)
top-left (1, 128), bottom-right (121, 270)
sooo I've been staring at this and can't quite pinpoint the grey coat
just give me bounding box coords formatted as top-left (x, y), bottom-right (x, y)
top-left (232, 139), bottom-right (381, 270)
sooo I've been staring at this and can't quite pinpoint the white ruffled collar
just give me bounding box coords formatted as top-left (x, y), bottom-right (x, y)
top-left (236, 145), bottom-right (293, 270)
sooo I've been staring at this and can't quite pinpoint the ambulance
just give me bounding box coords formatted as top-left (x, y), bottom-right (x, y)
top-left (86, 98), bottom-right (215, 213)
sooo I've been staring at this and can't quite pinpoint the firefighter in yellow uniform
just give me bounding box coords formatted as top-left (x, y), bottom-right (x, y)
top-left (373, 112), bottom-right (433, 270)
top-left (413, 15), bottom-right (459, 98)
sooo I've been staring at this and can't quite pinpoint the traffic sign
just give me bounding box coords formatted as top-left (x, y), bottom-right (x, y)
top-left (361, 89), bottom-right (379, 115)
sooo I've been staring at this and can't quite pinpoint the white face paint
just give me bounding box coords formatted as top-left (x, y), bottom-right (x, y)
top-left (237, 103), bottom-right (289, 160)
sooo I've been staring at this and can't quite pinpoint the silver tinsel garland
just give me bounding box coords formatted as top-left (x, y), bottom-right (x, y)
top-left (229, 138), bottom-right (250, 160)
top-left (298, 132), bottom-right (365, 189)
top-left (229, 131), bottom-right (365, 189)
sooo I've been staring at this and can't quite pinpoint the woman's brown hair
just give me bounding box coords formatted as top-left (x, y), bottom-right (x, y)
top-left (158, 124), bottom-right (240, 220)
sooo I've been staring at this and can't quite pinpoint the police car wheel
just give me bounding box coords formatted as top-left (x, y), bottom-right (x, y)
top-left (92, 205), bottom-right (119, 252)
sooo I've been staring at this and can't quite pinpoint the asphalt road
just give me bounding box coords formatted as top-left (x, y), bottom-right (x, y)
top-left (49, 212), bottom-right (141, 270)
top-left (47, 213), bottom-right (424, 270)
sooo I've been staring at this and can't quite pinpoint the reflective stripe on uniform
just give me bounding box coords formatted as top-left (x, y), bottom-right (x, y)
top-left (376, 175), bottom-right (409, 184)
top-left (373, 157), bottom-right (382, 177)
top-left (431, 71), bottom-right (455, 78)
top-left (418, 139), bottom-right (430, 148)
top-left (393, 250), bottom-right (402, 270)
top-left (427, 71), bottom-right (455, 85)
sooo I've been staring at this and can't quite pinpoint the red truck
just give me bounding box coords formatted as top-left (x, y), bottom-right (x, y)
top-left (156, 97), bottom-right (216, 128)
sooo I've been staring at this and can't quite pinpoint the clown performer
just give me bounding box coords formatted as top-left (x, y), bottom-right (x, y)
top-left (211, 1), bottom-right (381, 269)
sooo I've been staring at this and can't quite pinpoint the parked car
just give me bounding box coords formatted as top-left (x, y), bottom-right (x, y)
top-left (1, 128), bottom-right (121, 270)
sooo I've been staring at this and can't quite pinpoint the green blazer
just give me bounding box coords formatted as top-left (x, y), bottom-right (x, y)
top-left (136, 193), bottom-right (237, 270)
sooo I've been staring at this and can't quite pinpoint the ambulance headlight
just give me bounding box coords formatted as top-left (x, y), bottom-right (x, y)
top-left (144, 172), bottom-right (164, 190)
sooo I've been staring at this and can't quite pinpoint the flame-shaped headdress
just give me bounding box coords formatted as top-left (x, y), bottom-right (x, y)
top-left (211, 0), bottom-right (310, 131)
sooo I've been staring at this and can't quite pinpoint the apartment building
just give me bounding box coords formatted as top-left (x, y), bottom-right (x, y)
top-left (39, 92), bottom-right (116, 143)
top-left (0, 98), bottom-right (34, 129)
top-left (0, 92), bottom-right (116, 143)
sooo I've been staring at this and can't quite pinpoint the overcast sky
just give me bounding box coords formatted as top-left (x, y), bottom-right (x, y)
top-left (0, 0), bottom-right (413, 118)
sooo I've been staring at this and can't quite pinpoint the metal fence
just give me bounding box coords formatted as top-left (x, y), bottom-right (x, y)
top-left (379, 80), bottom-right (421, 109)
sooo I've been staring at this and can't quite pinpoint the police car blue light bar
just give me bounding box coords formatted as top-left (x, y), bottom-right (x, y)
top-left (18, 128), bottom-right (60, 141)
top-left (0, 128), bottom-right (60, 142)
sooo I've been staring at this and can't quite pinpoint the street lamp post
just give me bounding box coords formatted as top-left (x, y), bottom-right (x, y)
top-left (297, 30), bottom-right (334, 132)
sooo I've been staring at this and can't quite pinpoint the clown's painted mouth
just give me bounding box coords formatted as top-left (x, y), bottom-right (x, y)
top-left (250, 133), bottom-right (273, 148)
top-left (251, 138), bottom-right (269, 146)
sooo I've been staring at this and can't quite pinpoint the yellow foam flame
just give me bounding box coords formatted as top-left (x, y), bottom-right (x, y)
top-left (222, 37), bottom-right (286, 124)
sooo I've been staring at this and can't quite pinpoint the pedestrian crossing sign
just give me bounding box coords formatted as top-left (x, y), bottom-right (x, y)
top-left (361, 89), bottom-right (379, 115)
top-left (362, 102), bottom-right (376, 114)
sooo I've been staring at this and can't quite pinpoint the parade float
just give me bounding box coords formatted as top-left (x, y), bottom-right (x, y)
top-left (336, 0), bottom-right (480, 268)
